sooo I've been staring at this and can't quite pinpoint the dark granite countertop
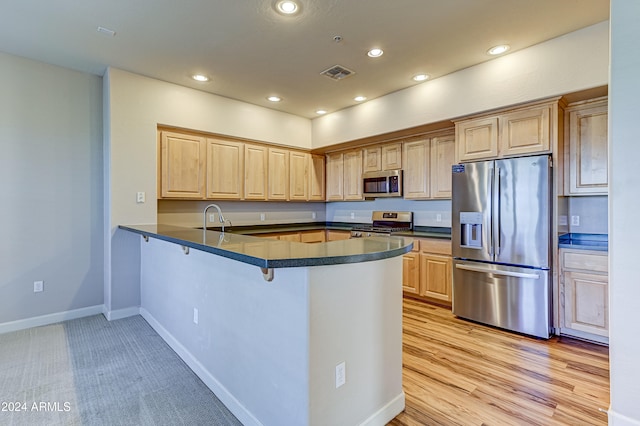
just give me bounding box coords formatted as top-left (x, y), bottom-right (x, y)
top-left (119, 224), bottom-right (413, 269)
top-left (223, 222), bottom-right (452, 240)
top-left (559, 233), bottom-right (608, 252)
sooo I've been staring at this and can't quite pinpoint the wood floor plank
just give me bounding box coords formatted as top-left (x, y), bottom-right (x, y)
top-left (391, 298), bottom-right (610, 426)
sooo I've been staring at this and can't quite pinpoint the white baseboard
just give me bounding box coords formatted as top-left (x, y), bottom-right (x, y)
top-left (103, 306), bottom-right (140, 321)
top-left (359, 392), bottom-right (405, 426)
top-left (139, 308), bottom-right (263, 426)
top-left (0, 305), bottom-right (104, 335)
top-left (610, 409), bottom-right (640, 425)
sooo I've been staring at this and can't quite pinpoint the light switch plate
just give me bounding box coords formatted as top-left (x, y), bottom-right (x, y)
top-left (136, 192), bottom-right (146, 203)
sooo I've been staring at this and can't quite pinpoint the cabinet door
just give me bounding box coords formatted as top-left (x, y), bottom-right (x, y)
top-left (363, 146), bottom-right (382, 173)
top-left (499, 105), bottom-right (551, 157)
top-left (268, 148), bottom-right (289, 200)
top-left (300, 230), bottom-right (326, 243)
top-left (403, 138), bottom-right (430, 199)
top-left (430, 134), bottom-right (455, 199)
top-left (244, 144), bottom-right (268, 200)
top-left (455, 117), bottom-right (498, 162)
top-left (206, 138), bottom-right (243, 199)
top-left (326, 153), bottom-right (344, 201)
top-left (289, 151), bottom-right (309, 201)
top-left (160, 131), bottom-right (206, 199)
top-left (567, 101), bottom-right (608, 194)
top-left (382, 143), bottom-right (402, 170)
top-left (402, 253), bottom-right (421, 295)
top-left (309, 155), bottom-right (326, 201)
top-left (278, 232), bottom-right (301, 242)
top-left (325, 230), bottom-right (351, 241)
top-left (564, 271), bottom-right (608, 337)
top-left (420, 253), bottom-right (452, 304)
top-left (343, 149), bottom-right (363, 200)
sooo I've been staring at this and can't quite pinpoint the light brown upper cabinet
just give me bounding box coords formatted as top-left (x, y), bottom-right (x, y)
top-left (309, 154), bottom-right (326, 201)
top-left (403, 131), bottom-right (455, 200)
top-left (267, 147), bottom-right (289, 200)
top-left (289, 151), bottom-right (308, 201)
top-left (206, 138), bottom-right (244, 199)
top-left (403, 138), bottom-right (430, 199)
top-left (160, 131), bottom-right (206, 199)
top-left (244, 144), bottom-right (268, 200)
top-left (430, 134), bottom-right (455, 199)
top-left (343, 149), bottom-right (364, 200)
top-left (363, 146), bottom-right (382, 173)
top-left (325, 152), bottom-right (344, 201)
top-left (565, 97), bottom-right (608, 195)
top-left (325, 149), bottom-right (363, 201)
top-left (455, 98), bottom-right (560, 163)
top-left (363, 143), bottom-right (402, 172)
top-left (382, 143), bottom-right (403, 170)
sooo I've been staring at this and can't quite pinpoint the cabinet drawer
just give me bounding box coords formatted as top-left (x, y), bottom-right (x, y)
top-left (563, 251), bottom-right (608, 274)
top-left (418, 238), bottom-right (452, 256)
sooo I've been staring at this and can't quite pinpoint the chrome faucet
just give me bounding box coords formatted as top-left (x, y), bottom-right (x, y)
top-left (203, 203), bottom-right (227, 233)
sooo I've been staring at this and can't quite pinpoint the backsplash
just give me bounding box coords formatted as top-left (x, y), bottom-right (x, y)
top-left (567, 196), bottom-right (608, 234)
top-left (158, 200), bottom-right (326, 229)
top-left (325, 198), bottom-right (452, 227)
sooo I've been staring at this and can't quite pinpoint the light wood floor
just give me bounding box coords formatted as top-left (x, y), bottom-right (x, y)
top-left (390, 298), bottom-right (610, 426)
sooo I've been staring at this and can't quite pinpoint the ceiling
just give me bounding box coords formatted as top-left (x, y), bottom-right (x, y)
top-left (1, 1), bottom-right (609, 119)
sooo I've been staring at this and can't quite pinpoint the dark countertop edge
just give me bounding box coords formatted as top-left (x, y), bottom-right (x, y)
top-left (218, 222), bottom-right (355, 234)
top-left (217, 222), bottom-right (452, 239)
top-left (119, 225), bottom-right (413, 269)
top-left (558, 233), bottom-right (608, 252)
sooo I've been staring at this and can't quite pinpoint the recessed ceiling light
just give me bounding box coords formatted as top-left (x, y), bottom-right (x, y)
top-left (267, 96), bottom-right (282, 102)
top-left (316, 109), bottom-right (327, 115)
top-left (275, 0), bottom-right (299, 15)
top-left (367, 48), bottom-right (384, 58)
top-left (487, 45), bottom-right (510, 55)
top-left (354, 96), bottom-right (367, 102)
top-left (412, 74), bottom-right (429, 82)
top-left (192, 74), bottom-right (210, 82)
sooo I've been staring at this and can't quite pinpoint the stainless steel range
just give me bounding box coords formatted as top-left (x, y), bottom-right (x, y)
top-left (350, 211), bottom-right (413, 237)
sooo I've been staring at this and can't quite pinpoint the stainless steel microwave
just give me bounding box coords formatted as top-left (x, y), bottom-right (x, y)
top-left (362, 170), bottom-right (403, 197)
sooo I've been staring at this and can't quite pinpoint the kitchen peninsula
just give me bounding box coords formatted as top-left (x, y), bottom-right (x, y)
top-left (119, 224), bottom-right (412, 426)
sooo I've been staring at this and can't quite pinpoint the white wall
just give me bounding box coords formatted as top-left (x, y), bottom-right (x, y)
top-left (139, 235), bottom-right (404, 426)
top-left (609, 1), bottom-right (640, 424)
top-left (104, 68), bottom-right (312, 315)
top-left (312, 21), bottom-right (609, 147)
top-left (0, 52), bottom-right (104, 326)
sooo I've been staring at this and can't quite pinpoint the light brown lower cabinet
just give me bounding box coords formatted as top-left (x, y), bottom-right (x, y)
top-left (560, 248), bottom-right (609, 342)
top-left (325, 230), bottom-right (351, 241)
top-left (252, 229), bottom-right (332, 243)
top-left (402, 238), bottom-right (452, 306)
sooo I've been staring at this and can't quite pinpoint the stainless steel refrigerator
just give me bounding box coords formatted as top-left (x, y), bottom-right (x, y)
top-left (451, 154), bottom-right (552, 338)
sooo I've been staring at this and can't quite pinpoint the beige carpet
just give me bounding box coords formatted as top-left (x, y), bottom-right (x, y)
top-left (0, 314), bottom-right (242, 425)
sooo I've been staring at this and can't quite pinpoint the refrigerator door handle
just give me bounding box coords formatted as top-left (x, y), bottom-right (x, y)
top-left (488, 167), bottom-right (494, 256)
top-left (495, 167), bottom-right (501, 256)
top-left (455, 263), bottom-right (541, 280)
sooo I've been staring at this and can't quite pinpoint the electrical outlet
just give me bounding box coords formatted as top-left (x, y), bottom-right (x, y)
top-left (136, 192), bottom-right (145, 203)
top-left (335, 362), bottom-right (346, 388)
top-left (312, 212), bottom-right (316, 219)
top-left (260, 213), bottom-right (266, 221)
top-left (571, 215), bottom-right (580, 226)
top-left (350, 212), bottom-right (355, 219)
top-left (436, 213), bottom-right (442, 222)
top-left (34, 280), bottom-right (44, 293)
top-left (193, 308), bottom-right (199, 324)
top-left (559, 215), bottom-right (568, 226)
top-left (209, 214), bottom-right (216, 223)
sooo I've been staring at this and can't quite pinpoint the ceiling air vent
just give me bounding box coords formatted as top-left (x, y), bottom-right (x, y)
top-left (320, 65), bottom-right (356, 81)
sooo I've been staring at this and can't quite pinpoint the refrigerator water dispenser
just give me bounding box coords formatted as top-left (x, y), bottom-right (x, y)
top-left (460, 212), bottom-right (483, 249)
